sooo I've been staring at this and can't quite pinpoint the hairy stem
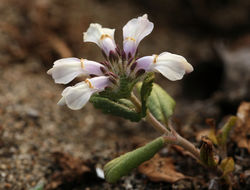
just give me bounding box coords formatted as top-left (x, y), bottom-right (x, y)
top-left (130, 93), bottom-right (141, 113)
top-left (130, 93), bottom-right (168, 133)
top-left (146, 112), bottom-right (169, 134)
top-left (174, 133), bottom-right (200, 159)
top-left (130, 92), bottom-right (200, 160)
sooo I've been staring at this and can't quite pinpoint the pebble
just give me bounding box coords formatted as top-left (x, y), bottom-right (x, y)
top-left (25, 107), bottom-right (40, 119)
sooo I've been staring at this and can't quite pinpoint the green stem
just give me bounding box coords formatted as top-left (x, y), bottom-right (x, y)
top-left (130, 93), bottom-right (168, 134)
top-left (130, 92), bottom-right (200, 160)
top-left (130, 93), bottom-right (142, 113)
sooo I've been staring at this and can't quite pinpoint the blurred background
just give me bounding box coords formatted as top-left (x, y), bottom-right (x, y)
top-left (0, 0), bottom-right (250, 189)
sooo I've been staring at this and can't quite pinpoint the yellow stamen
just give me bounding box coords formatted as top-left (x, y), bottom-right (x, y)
top-left (125, 37), bottom-right (136, 42)
top-left (85, 79), bottom-right (94, 89)
top-left (100, 34), bottom-right (111, 40)
top-left (80, 58), bottom-right (84, 68)
top-left (153, 54), bottom-right (158, 64)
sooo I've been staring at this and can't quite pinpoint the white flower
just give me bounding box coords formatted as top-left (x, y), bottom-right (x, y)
top-left (48, 14), bottom-right (194, 111)
top-left (136, 52), bottom-right (193, 81)
top-left (123, 14), bottom-right (154, 58)
top-left (58, 76), bottom-right (110, 110)
top-left (47, 58), bottom-right (105, 84)
top-left (83, 23), bottom-right (117, 57)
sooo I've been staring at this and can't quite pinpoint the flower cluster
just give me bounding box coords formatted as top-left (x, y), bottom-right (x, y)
top-left (47, 14), bottom-right (193, 110)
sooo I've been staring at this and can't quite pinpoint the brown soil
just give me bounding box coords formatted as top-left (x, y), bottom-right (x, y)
top-left (0, 0), bottom-right (250, 189)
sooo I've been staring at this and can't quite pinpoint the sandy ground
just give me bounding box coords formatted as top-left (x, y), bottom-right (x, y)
top-left (1, 0), bottom-right (250, 189)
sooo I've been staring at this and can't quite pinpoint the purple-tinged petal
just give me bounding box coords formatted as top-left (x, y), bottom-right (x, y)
top-left (123, 39), bottom-right (137, 59)
top-left (136, 56), bottom-right (154, 71)
top-left (84, 60), bottom-right (105, 76)
top-left (87, 76), bottom-right (111, 90)
top-left (47, 58), bottom-right (105, 84)
top-left (135, 52), bottom-right (193, 81)
top-left (83, 23), bottom-right (117, 57)
top-left (123, 14), bottom-right (154, 58)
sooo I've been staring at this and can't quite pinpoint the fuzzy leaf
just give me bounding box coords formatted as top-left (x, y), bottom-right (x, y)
top-left (140, 72), bottom-right (155, 117)
top-left (90, 95), bottom-right (141, 122)
top-left (136, 83), bottom-right (176, 125)
top-left (147, 83), bottom-right (175, 125)
top-left (104, 137), bottom-right (165, 183)
top-left (100, 75), bottom-right (137, 100)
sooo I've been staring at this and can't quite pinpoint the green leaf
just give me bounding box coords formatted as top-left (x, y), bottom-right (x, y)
top-left (90, 95), bottom-right (141, 122)
top-left (136, 82), bottom-right (176, 125)
top-left (217, 116), bottom-right (237, 146)
top-left (140, 72), bottom-right (155, 117)
top-left (104, 137), bottom-right (165, 183)
top-left (147, 83), bottom-right (175, 125)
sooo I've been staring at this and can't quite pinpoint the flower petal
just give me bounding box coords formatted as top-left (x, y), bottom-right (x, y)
top-left (154, 64), bottom-right (185, 81)
top-left (58, 76), bottom-right (111, 110)
top-left (47, 58), bottom-right (104, 84)
top-left (63, 83), bottom-right (95, 110)
top-left (84, 60), bottom-right (105, 76)
top-left (47, 58), bottom-right (84, 84)
top-left (83, 23), bottom-right (117, 56)
top-left (135, 56), bottom-right (154, 71)
top-left (123, 14), bottom-right (154, 58)
top-left (136, 52), bottom-right (193, 81)
top-left (57, 97), bottom-right (66, 106)
top-left (153, 52), bottom-right (193, 81)
top-left (88, 76), bottom-right (111, 90)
